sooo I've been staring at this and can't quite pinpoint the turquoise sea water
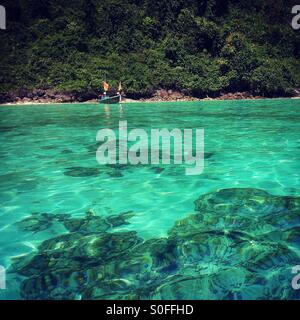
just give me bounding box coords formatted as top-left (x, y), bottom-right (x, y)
top-left (0, 99), bottom-right (300, 299)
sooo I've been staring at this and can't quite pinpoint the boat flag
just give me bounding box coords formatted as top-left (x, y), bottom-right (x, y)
top-left (103, 81), bottom-right (109, 92)
top-left (118, 82), bottom-right (122, 92)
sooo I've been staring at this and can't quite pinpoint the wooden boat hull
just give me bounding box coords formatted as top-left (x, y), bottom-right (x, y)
top-left (99, 95), bottom-right (121, 104)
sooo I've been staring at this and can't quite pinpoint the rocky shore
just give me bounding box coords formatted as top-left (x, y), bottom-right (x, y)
top-left (0, 88), bottom-right (299, 105)
top-left (0, 89), bottom-right (98, 105)
top-left (140, 89), bottom-right (265, 102)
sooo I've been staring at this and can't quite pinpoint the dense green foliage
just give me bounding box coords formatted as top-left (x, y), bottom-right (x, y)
top-left (1, 0), bottom-right (300, 98)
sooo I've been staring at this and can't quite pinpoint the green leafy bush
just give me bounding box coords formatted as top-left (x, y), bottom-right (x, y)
top-left (0, 0), bottom-right (299, 98)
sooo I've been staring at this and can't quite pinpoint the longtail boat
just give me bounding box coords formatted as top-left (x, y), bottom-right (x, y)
top-left (98, 81), bottom-right (122, 104)
top-left (99, 94), bottom-right (121, 104)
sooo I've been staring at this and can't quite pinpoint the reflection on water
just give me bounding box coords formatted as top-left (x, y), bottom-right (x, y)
top-left (103, 104), bottom-right (124, 120)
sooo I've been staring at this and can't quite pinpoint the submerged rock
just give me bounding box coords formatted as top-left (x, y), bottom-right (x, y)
top-left (15, 210), bottom-right (135, 235)
top-left (10, 187), bottom-right (300, 300)
top-left (107, 170), bottom-right (124, 178)
top-left (64, 167), bottom-right (100, 177)
top-left (194, 188), bottom-right (294, 216)
top-left (61, 149), bottom-right (73, 154)
top-left (204, 152), bottom-right (214, 159)
top-left (15, 212), bottom-right (66, 233)
top-left (150, 166), bottom-right (165, 174)
top-left (0, 125), bottom-right (18, 133)
top-left (62, 210), bottom-right (134, 234)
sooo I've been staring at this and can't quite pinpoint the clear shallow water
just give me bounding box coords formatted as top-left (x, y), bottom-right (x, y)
top-left (0, 99), bottom-right (300, 299)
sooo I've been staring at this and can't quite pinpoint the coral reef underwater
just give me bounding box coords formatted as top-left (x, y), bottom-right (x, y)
top-left (10, 188), bottom-right (300, 300)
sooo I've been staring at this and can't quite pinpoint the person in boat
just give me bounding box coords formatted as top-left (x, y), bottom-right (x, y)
top-left (101, 81), bottom-right (109, 100)
top-left (99, 82), bottom-right (122, 102)
top-left (117, 82), bottom-right (122, 98)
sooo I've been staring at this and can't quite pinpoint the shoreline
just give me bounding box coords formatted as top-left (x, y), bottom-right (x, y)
top-left (1, 96), bottom-right (299, 106)
top-left (1, 89), bottom-right (299, 106)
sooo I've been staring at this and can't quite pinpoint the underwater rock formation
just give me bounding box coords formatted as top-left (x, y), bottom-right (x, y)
top-left (63, 210), bottom-right (134, 234)
top-left (194, 188), bottom-right (297, 216)
top-left (107, 170), bottom-right (124, 178)
top-left (64, 167), bottom-right (100, 177)
top-left (15, 210), bottom-right (135, 235)
top-left (11, 188), bottom-right (300, 300)
top-left (61, 149), bottom-right (73, 154)
top-left (15, 212), bottom-right (66, 233)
